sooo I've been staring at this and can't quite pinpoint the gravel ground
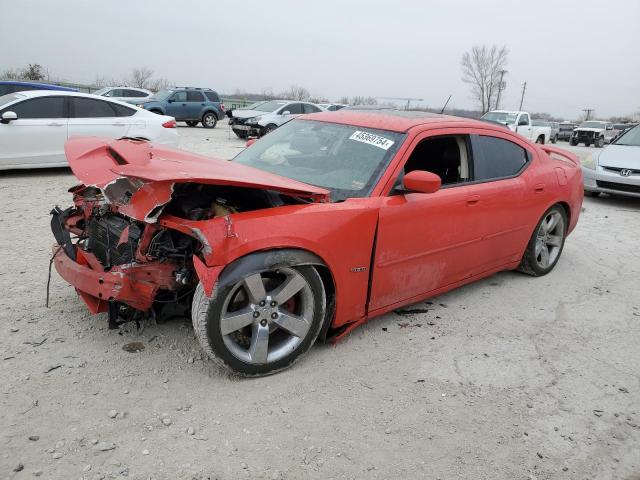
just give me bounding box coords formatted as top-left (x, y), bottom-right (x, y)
top-left (1, 126), bottom-right (639, 480)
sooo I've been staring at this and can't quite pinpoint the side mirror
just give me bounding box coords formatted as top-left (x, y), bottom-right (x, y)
top-left (403, 170), bottom-right (441, 194)
top-left (167, 99), bottom-right (174, 103)
top-left (1, 111), bottom-right (17, 124)
top-left (281, 110), bottom-right (291, 115)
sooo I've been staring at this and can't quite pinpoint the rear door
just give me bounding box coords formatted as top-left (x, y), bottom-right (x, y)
top-left (0, 96), bottom-right (68, 167)
top-left (186, 90), bottom-right (206, 119)
top-left (67, 97), bottom-right (134, 140)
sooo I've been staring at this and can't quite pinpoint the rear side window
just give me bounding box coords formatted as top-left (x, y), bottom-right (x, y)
top-left (204, 91), bottom-right (220, 102)
top-left (473, 135), bottom-right (529, 181)
top-left (187, 91), bottom-right (205, 102)
top-left (71, 98), bottom-right (118, 117)
top-left (111, 103), bottom-right (136, 117)
top-left (124, 89), bottom-right (147, 98)
top-left (303, 104), bottom-right (321, 113)
top-left (283, 103), bottom-right (303, 114)
top-left (10, 97), bottom-right (65, 118)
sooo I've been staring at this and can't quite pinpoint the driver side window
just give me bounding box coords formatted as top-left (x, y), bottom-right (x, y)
top-left (394, 135), bottom-right (471, 192)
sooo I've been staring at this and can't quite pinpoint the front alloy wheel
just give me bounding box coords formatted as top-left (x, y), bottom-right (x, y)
top-left (192, 265), bottom-right (326, 376)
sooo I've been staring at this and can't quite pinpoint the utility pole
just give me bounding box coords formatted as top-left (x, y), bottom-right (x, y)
top-left (495, 70), bottom-right (507, 110)
top-left (518, 81), bottom-right (527, 111)
top-left (582, 108), bottom-right (594, 120)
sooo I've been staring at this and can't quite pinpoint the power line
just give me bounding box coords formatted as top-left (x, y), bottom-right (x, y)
top-left (582, 108), bottom-right (594, 120)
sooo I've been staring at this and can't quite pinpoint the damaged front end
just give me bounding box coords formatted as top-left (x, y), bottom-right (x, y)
top-left (50, 137), bottom-right (329, 328)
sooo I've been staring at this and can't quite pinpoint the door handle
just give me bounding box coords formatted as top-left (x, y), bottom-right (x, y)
top-left (111, 122), bottom-right (125, 126)
top-left (47, 122), bottom-right (64, 127)
top-left (466, 195), bottom-right (480, 206)
top-left (534, 183), bottom-right (545, 193)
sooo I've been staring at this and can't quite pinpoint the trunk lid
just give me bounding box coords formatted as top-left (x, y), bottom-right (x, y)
top-left (64, 137), bottom-right (330, 222)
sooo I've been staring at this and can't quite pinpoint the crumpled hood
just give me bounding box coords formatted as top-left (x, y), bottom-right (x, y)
top-left (231, 109), bottom-right (270, 119)
top-left (64, 137), bottom-right (330, 222)
top-left (598, 145), bottom-right (640, 168)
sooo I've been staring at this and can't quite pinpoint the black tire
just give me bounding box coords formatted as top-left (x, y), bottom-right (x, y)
top-left (535, 136), bottom-right (544, 144)
top-left (518, 205), bottom-right (567, 277)
top-left (202, 112), bottom-right (218, 129)
top-left (262, 124), bottom-right (278, 135)
top-left (234, 130), bottom-right (249, 139)
top-left (192, 264), bottom-right (326, 376)
top-left (584, 141), bottom-right (591, 147)
top-left (551, 134), bottom-right (558, 144)
top-left (185, 120), bottom-right (199, 127)
top-left (569, 138), bottom-right (578, 146)
top-left (595, 136), bottom-right (604, 148)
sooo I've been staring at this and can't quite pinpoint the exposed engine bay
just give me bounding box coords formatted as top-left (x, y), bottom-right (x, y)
top-left (51, 181), bottom-right (305, 329)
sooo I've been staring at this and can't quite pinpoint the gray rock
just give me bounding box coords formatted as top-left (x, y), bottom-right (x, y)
top-left (162, 417), bottom-right (172, 426)
top-left (52, 452), bottom-right (63, 459)
top-left (96, 442), bottom-right (116, 451)
top-left (28, 435), bottom-right (39, 441)
top-left (13, 463), bottom-right (24, 472)
top-left (108, 409), bottom-right (118, 419)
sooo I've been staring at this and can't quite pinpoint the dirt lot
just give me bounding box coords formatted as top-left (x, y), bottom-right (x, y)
top-left (1, 125), bottom-right (639, 480)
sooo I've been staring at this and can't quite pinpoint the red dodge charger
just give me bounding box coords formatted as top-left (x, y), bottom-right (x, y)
top-left (51, 110), bottom-right (583, 375)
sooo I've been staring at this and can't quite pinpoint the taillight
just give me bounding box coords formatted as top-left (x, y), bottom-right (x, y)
top-left (162, 120), bottom-right (177, 128)
top-left (220, 103), bottom-right (226, 112)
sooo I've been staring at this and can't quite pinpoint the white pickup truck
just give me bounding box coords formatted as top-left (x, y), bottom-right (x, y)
top-left (481, 110), bottom-right (552, 144)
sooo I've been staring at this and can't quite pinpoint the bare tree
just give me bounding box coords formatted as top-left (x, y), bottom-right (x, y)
top-left (21, 64), bottom-right (46, 81)
top-left (461, 45), bottom-right (508, 113)
top-left (129, 67), bottom-right (155, 89)
top-left (281, 85), bottom-right (310, 101)
top-left (309, 95), bottom-right (329, 104)
top-left (148, 77), bottom-right (172, 92)
top-left (1, 68), bottom-right (21, 80)
top-left (351, 96), bottom-right (378, 106)
top-left (260, 88), bottom-right (275, 100)
top-left (339, 96), bottom-right (350, 105)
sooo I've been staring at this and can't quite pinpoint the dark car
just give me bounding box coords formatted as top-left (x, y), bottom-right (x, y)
top-left (0, 81), bottom-right (77, 96)
top-left (558, 122), bottom-right (577, 141)
top-left (136, 87), bottom-right (225, 128)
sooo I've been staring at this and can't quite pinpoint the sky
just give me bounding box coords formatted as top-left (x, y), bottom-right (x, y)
top-left (2, 0), bottom-right (639, 120)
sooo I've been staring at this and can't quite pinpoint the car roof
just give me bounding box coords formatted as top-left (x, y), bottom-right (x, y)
top-left (301, 109), bottom-right (494, 133)
top-left (0, 81), bottom-right (76, 91)
top-left (3, 90), bottom-right (143, 109)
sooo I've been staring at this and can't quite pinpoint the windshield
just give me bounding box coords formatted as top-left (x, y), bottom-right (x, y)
top-left (579, 121), bottom-right (606, 129)
top-left (613, 126), bottom-right (640, 146)
top-left (481, 112), bottom-right (518, 124)
top-left (150, 89), bottom-right (173, 101)
top-left (239, 101), bottom-right (267, 110)
top-left (0, 93), bottom-right (24, 109)
top-left (233, 119), bottom-right (404, 201)
top-left (252, 100), bottom-right (288, 112)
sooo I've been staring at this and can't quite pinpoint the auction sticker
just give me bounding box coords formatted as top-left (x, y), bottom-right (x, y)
top-left (349, 131), bottom-right (395, 150)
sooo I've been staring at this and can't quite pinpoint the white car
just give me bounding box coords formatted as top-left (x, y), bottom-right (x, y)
top-left (481, 110), bottom-right (552, 144)
top-left (93, 86), bottom-right (153, 103)
top-left (0, 91), bottom-right (178, 170)
top-left (229, 100), bottom-right (325, 138)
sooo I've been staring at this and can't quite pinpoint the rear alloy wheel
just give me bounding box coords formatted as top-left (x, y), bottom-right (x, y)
top-left (192, 265), bottom-right (326, 376)
top-left (185, 120), bottom-right (199, 127)
top-left (595, 136), bottom-right (604, 148)
top-left (518, 205), bottom-right (567, 276)
top-left (202, 112), bottom-right (218, 129)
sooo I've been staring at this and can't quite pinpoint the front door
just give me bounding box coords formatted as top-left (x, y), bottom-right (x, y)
top-left (0, 96), bottom-right (68, 167)
top-left (369, 133), bottom-right (493, 311)
top-left (166, 91), bottom-right (187, 120)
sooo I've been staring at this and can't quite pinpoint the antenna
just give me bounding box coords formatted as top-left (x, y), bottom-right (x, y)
top-left (439, 95), bottom-right (452, 114)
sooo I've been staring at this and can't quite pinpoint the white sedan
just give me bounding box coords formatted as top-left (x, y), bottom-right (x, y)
top-left (0, 91), bottom-right (178, 170)
top-left (93, 86), bottom-right (153, 103)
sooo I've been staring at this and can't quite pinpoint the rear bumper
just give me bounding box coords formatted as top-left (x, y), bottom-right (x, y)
top-left (53, 245), bottom-right (178, 313)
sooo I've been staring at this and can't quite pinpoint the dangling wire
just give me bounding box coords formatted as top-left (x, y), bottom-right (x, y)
top-left (46, 246), bottom-right (62, 308)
